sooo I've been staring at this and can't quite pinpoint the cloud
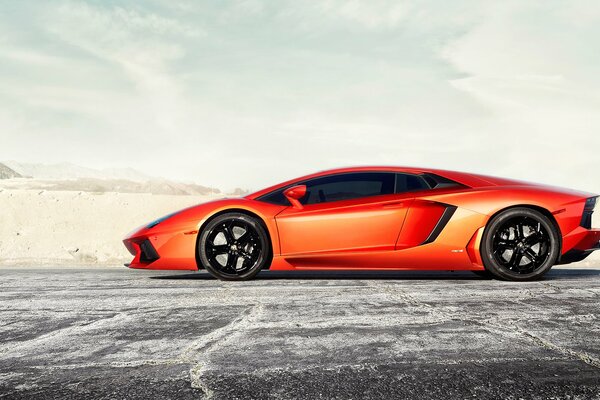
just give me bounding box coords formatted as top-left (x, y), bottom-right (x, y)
top-left (441, 1), bottom-right (600, 190)
top-left (0, 1), bottom-right (598, 192)
top-left (45, 2), bottom-right (198, 131)
top-left (317, 0), bottom-right (411, 30)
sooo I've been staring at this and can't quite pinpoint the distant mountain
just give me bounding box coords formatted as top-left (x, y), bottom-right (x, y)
top-left (229, 187), bottom-right (250, 196)
top-left (19, 178), bottom-right (221, 195)
top-left (0, 161), bottom-right (224, 195)
top-left (2, 161), bottom-right (152, 182)
top-left (0, 162), bottom-right (23, 179)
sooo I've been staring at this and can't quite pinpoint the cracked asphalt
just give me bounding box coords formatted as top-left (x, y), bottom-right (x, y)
top-left (1, 266), bottom-right (599, 399)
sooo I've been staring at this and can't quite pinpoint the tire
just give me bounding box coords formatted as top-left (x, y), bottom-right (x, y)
top-left (481, 208), bottom-right (560, 281)
top-left (198, 213), bottom-right (271, 281)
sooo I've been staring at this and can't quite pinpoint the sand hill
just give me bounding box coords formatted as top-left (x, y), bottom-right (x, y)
top-left (0, 161), bottom-right (232, 265)
top-left (0, 189), bottom-right (220, 265)
top-left (3, 161), bottom-right (151, 181)
top-left (0, 163), bottom-right (23, 179)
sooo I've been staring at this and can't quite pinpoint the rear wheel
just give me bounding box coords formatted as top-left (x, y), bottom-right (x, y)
top-left (198, 213), bottom-right (270, 281)
top-left (481, 208), bottom-right (559, 281)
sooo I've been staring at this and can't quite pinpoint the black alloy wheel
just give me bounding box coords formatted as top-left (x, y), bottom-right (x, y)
top-left (481, 208), bottom-right (559, 281)
top-left (198, 213), bottom-right (270, 281)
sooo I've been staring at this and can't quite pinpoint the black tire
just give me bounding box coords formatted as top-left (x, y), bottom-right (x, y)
top-left (198, 213), bottom-right (270, 281)
top-left (481, 207), bottom-right (560, 281)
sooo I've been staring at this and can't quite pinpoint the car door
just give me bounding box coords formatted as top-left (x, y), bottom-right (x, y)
top-left (275, 172), bottom-right (415, 255)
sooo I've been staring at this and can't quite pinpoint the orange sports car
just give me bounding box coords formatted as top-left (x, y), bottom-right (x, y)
top-left (123, 166), bottom-right (600, 281)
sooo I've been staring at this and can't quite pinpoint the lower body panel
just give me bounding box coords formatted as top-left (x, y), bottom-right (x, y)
top-left (558, 228), bottom-right (600, 264)
top-left (123, 227), bottom-right (199, 271)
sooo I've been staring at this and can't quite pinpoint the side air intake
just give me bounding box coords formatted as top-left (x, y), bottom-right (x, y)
top-left (421, 205), bottom-right (457, 245)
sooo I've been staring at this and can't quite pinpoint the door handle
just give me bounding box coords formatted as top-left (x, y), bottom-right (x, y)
top-left (382, 201), bottom-right (405, 208)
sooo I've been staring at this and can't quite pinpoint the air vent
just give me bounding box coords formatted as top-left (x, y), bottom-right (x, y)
top-left (139, 239), bottom-right (160, 263)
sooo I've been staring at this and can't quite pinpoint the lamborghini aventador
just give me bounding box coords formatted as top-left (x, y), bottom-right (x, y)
top-left (123, 167), bottom-right (600, 281)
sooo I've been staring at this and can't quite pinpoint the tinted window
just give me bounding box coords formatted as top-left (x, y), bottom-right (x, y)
top-left (395, 173), bottom-right (429, 193)
top-left (420, 173), bottom-right (465, 189)
top-left (256, 171), bottom-right (435, 206)
top-left (302, 172), bottom-right (395, 204)
top-left (256, 190), bottom-right (288, 205)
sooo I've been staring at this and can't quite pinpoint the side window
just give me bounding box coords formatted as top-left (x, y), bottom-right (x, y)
top-left (420, 173), bottom-right (466, 189)
top-left (395, 173), bottom-right (429, 193)
top-left (256, 172), bottom-right (445, 206)
top-left (256, 190), bottom-right (288, 206)
top-left (302, 172), bottom-right (395, 205)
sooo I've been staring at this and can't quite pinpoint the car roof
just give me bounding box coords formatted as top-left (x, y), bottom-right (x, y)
top-left (246, 166), bottom-right (527, 200)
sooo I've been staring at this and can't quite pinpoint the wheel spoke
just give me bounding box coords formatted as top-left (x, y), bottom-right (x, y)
top-left (494, 239), bottom-right (517, 249)
top-left (493, 247), bottom-right (510, 260)
top-left (509, 251), bottom-right (522, 269)
top-left (210, 244), bottom-right (229, 254)
top-left (524, 231), bottom-right (543, 246)
top-left (515, 223), bottom-right (524, 240)
top-left (524, 248), bottom-right (538, 264)
top-left (238, 230), bottom-right (260, 255)
top-left (220, 224), bottom-right (234, 244)
top-left (494, 241), bottom-right (514, 249)
top-left (225, 252), bottom-right (236, 271)
top-left (236, 232), bottom-right (252, 246)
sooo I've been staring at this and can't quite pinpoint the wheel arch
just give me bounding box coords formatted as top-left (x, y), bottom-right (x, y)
top-left (194, 208), bottom-right (274, 270)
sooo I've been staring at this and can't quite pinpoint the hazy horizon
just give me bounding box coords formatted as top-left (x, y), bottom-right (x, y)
top-left (1, 1), bottom-right (599, 193)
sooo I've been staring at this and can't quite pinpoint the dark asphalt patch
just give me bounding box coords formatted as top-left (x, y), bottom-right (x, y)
top-left (0, 266), bottom-right (599, 399)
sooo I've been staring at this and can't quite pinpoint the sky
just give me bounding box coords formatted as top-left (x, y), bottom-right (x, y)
top-left (1, 0), bottom-right (599, 192)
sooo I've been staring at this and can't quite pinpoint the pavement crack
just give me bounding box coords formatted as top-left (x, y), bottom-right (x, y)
top-left (513, 325), bottom-right (600, 369)
top-left (185, 303), bottom-right (265, 399)
top-left (378, 283), bottom-right (433, 309)
top-left (0, 312), bottom-right (129, 356)
top-left (479, 319), bottom-right (600, 370)
top-left (380, 282), bottom-right (600, 371)
top-left (542, 281), bottom-right (599, 298)
top-left (540, 281), bottom-right (563, 294)
top-left (180, 303), bottom-right (264, 362)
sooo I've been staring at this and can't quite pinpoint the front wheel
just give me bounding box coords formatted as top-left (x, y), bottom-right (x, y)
top-left (198, 213), bottom-right (270, 281)
top-left (481, 208), bottom-right (560, 281)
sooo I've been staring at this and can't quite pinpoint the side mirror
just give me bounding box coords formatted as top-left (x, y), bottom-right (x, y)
top-left (283, 185), bottom-right (307, 209)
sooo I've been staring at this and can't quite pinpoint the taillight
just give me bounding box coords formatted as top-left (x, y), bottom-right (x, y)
top-left (581, 197), bottom-right (598, 229)
top-left (584, 197), bottom-right (597, 211)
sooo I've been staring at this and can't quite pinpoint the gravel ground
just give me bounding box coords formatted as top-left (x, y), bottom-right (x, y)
top-left (0, 266), bottom-right (599, 399)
